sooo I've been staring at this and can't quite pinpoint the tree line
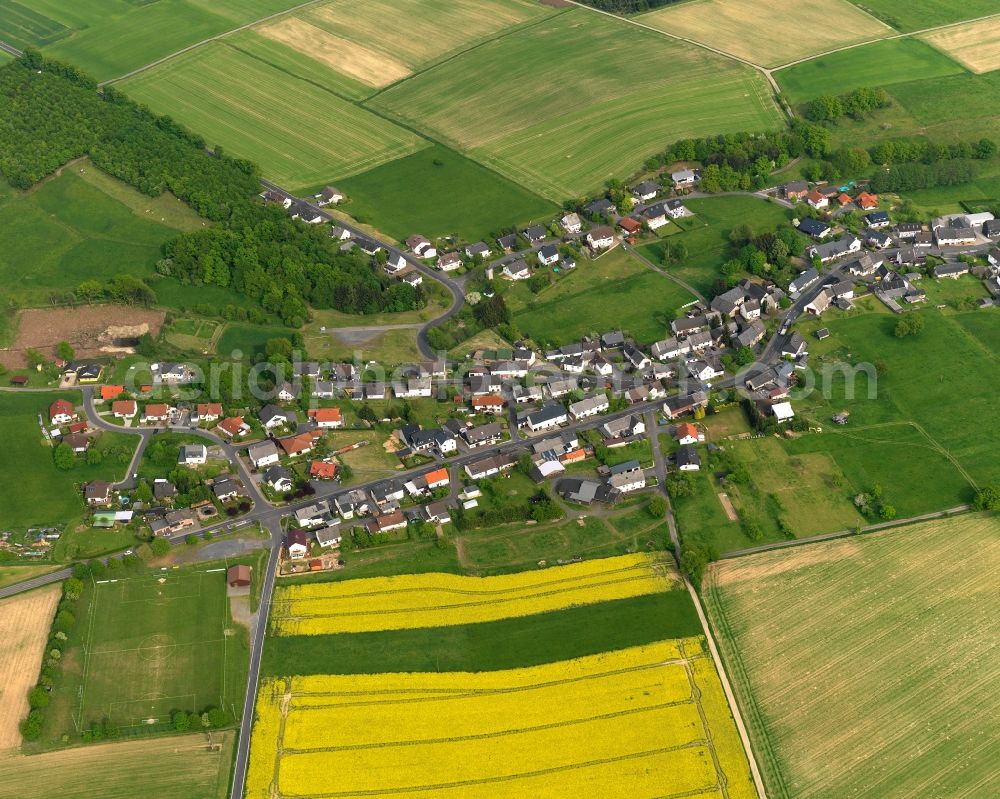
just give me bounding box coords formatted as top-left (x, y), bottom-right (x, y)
top-left (0, 52), bottom-right (424, 323)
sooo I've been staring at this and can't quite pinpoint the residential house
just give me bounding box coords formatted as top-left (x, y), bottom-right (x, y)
top-left (308, 407), bottom-right (343, 429)
top-left (295, 501), bottom-right (334, 529)
top-left (63, 433), bottom-right (91, 453)
top-left (806, 191), bottom-right (829, 210)
top-left (560, 212), bottom-right (582, 234)
top-left (643, 203), bottom-right (668, 230)
top-left (354, 236), bottom-right (382, 255)
top-left (848, 253), bottom-right (883, 277)
top-left (545, 377), bottom-right (577, 399)
top-left (315, 186), bottom-right (343, 205)
top-left (461, 422), bottom-right (503, 448)
top-left (782, 332), bottom-right (807, 358)
top-left (405, 234), bottom-right (436, 259)
top-left (315, 524), bottom-right (342, 548)
top-left (618, 216), bottom-right (642, 236)
top-left (808, 235), bottom-right (861, 264)
top-left (568, 394), bottom-right (609, 421)
top-left (537, 244), bottom-right (559, 266)
top-left (112, 400), bottom-right (137, 419)
top-left (982, 220), bottom-right (1000, 240)
top-left (934, 223), bottom-right (977, 246)
top-left (623, 342), bottom-right (650, 371)
top-left (601, 414), bottom-right (645, 440)
top-left (496, 233), bottom-right (518, 253)
top-left (335, 489), bottom-right (369, 519)
top-left (472, 395), bottom-right (505, 414)
top-left (503, 260), bottom-right (531, 281)
top-left (865, 229), bottom-right (893, 249)
top-left (437, 252), bottom-right (462, 271)
top-left (686, 359), bottom-right (723, 382)
top-left (735, 320), bottom-right (766, 349)
top-left (798, 217), bottom-right (831, 239)
top-left (865, 211), bottom-right (891, 229)
top-left (783, 181), bottom-right (810, 201)
top-left (586, 226), bottom-right (615, 250)
top-left (856, 192), bottom-right (879, 210)
top-left (100, 385), bottom-right (125, 401)
top-left (665, 199), bottom-right (689, 219)
top-left (85, 480), bottom-right (112, 506)
top-left (422, 467), bottom-right (451, 492)
top-left (264, 462), bottom-right (294, 494)
top-left (934, 263), bottom-right (970, 279)
top-left (367, 510), bottom-right (407, 535)
top-left (217, 416), bottom-right (250, 438)
top-left (464, 241), bottom-right (491, 259)
top-left (196, 403), bottom-right (223, 422)
top-left (248, 441), bottom-right (281, 470)
top-left (277, 431), bottom-right (319, 458)
top-left (213, 478), bottom-right (242, 502)
top-left (401, 270), bottom-right (423, 288)
top-left (259, 404), bottom-right (295, 431)
top-left (601, 331), bottom-right (625, 349)
top-left (895, 222), bottom-right (922, 239)
top-left (524, 225), bottom-right (547, 243)
top-left (675, 422), bottom-right (704, 445)
top-left (141, 403), bottom-right (171, 424)
top-left (49, 399), bottom-right (76, 425)
top-left (651, 337), bottom-right (688, 360)
top-left (286, 530), bottom-right (310, 559)
top-left (671, 169), bottom-right (697, 187)
top-left (631, 180), bottom-right (659, 202)
top-left (676, 446), bottom-right (701, 471)
top-left (290, 203), bottom-right (322, 223)
top-left (607, 460), bottom-right (646, 492)
top-left (404, 426), bottom-right (457, 455)
top-left (329, 225), bottom-right (351, 241)
top-left (464, 452), bottom-right (517, 480)
top-left (739, 300), bottom-right (762, 322)
top-left (524, 404), bottom-right (568, 432)
top-left (177, 444), bottom-right (207, 466)
top-left (385, 252), bottom-right (407, 273)
top-left (663, 391), bottom-right (708, 419)
top-left (310, 460), bottom-right (338, 480)
top-left (584, 198), bottom-right (616, 217)
top-left (393, 377), bottom-right (432, 398)
top-left (261, 190), bottom-right (292, 209)
top-left (423, 501), bottom-right (452, 525)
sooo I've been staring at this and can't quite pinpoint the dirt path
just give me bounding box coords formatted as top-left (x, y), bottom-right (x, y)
top-left (717, 492), bottom-right (739, 522)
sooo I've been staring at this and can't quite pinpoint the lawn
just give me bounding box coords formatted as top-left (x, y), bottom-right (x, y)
top-left (704, 514), bottom-right (1000, 799)
top-left (368, 8), bottom-right (783, 200)
top-left (120, 42), bottom-right (429, 190)
top-left (216, 323), bottom-right (296, 360)
top-left (0, 391), bottom-right (139, 529)
top-left (0, 731), bottom-right (235, 799)
top-left (638, 195), bottom-right (792, 296)
top-left (304, 327), bottom-right (424, 366)
top-left (0, 170), bottom-right (186, 306)
top-left (640, 0), bottom-right (890, 68)
top-left (773, 37), bottom-right (967, 105)
top-left (262, 590), bottom-right (701, 676)
top-left (19, 0), bottom-right (308, 80)
top-left (44, 566), bottom-right (248, 739)
top-left (334, 145), bottom-right (558, 243)
top-left (790, 306), bottom-right (1000, 499)
top-left (511, 247), bottom-right (698, 347)
top-left (847, 0), bottom-right (1000, 31)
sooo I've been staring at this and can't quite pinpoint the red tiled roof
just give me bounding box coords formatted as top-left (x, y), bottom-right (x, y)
top-left (308, 407), bottom-right (343, 423)
top-left (197, 403), bottom-right (223, 417)
top-left (49, 399), bottom-right (74, 420)
top-left (218, 416), bottom-right (246, 436)
top-left (424, 467), bottom-right (449, 486)
top-left (310, 460), bottom-right (338, 479)
top-left (101, 385), bottom-right (125, 400)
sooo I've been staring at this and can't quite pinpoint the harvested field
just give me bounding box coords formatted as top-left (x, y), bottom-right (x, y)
top-left (640, 0), bottom-right (889, 68)
top-left (271, 553), bottom-right (677, 635)
top-left (0, 306), bottom-right (164, 369)
top-left (922, 17), bottom-right (1000, 74)
top-left (246, 639), bottom-right (757, 799)
top-left (257, 17), bottom-right (410, 87)
top-left (0, 586), bottom-right (60, 751)
top-left (0, 730), bottom-right (234, 799)
top-left (705, 514), bottom-right (1000, 799)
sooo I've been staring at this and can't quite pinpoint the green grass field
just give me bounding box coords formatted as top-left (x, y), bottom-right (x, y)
top-left (369, 8), bottom-right (783, 200)
top-left (12, 0), bottom-right (308, 80)
top-left (704, 514), bottom-right (1000, 799)
top-left (121, 42), bottom-right (428, 190)
top-left (46, 567), bottom-right (248, 737)
top-left (262, 591), bottom-right (701, 676)
top-left (0, 171), bottom-right (188, 306)
top-left (0, 391), bottom-right (138, 529)
top-left (639, 196), bottom-right (792, 295)
top-left (334, 145), bottom-right (558, 242)
top-left (774, 37), bottom-right (966, 105)
top-left (510, 247), bottom-right (697, 347)
top-left (848, 0), bottom-right (1000, 31)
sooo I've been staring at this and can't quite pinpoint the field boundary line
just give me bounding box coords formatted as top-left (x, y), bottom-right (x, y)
top-left (87, 636), bottom-right (227, 656)
top-left (770, 11), bottom-right (1000, 72)
top-left (679, 638), bottom-right (729, 799)
top-left (75, 574), bottom-right (103, 732)
top-left (100, 0), bottom-right (328, 86)
top-left (283, 699), bottom-right (697, 754)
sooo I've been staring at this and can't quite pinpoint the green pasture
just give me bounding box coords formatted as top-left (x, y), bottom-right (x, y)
top-left (847, 0), bottom-right (1000, 31)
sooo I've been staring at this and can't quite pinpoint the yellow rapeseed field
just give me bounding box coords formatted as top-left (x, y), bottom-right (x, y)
top-left (245, 639), bottom-right (756, 799)
top-left (271, 552), bottom-right (676, 635)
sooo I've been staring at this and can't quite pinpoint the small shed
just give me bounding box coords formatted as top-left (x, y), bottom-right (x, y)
top-left (227, 564), bottom-right (251, 587)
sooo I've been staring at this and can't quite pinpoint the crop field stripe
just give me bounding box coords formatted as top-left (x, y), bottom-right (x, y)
top-left (284, 700), bottom-right (700, 753)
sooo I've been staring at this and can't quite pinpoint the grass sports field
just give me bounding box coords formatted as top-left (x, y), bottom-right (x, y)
top-left (334, 145), bottom-right (557, 242)
top-left (640, 0), bottom-right (889, 68)
top-left (510, 247), bottom-right (698, 347)
top-left (248, 639), bottom-right (756, 799)
top-left (846, 0), bottom-right (1000, 31)
top-left (922, 16), bottom-right (1000, 74)
top-left (0, 731), bottom-right (235, 799)
top-left (773, 38), bottom-right (966, 105)
top-left (705, 514), bottom-right (1000, 799)
top-left (0, 391), bottom-right (138, 529)
top-left (120, 43), bottom-right (428, 190)
top-left (5, 0), bottom-right (308, 80)
top-left (0, 170), bottom-right (196, 307)
top-left (370, 8), bottom-right (783, 200)
top-left (271, 554), bottom-right (676, 635)
top-left (45, 568), bottom-right (247, 736)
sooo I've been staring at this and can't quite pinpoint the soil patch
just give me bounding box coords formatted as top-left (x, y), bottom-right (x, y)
top-left (0, 306), bottom-right (165, 368)
top-left (717, 492), bottom-right (738, 522)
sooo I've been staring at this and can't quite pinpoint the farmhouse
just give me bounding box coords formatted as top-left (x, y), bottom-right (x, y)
top-left (934, 223), bottom-right (977, 246)
top-left (557, 478), bottom-right (617, 506)
top-left (607, 460), bottom-right (646, 493)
